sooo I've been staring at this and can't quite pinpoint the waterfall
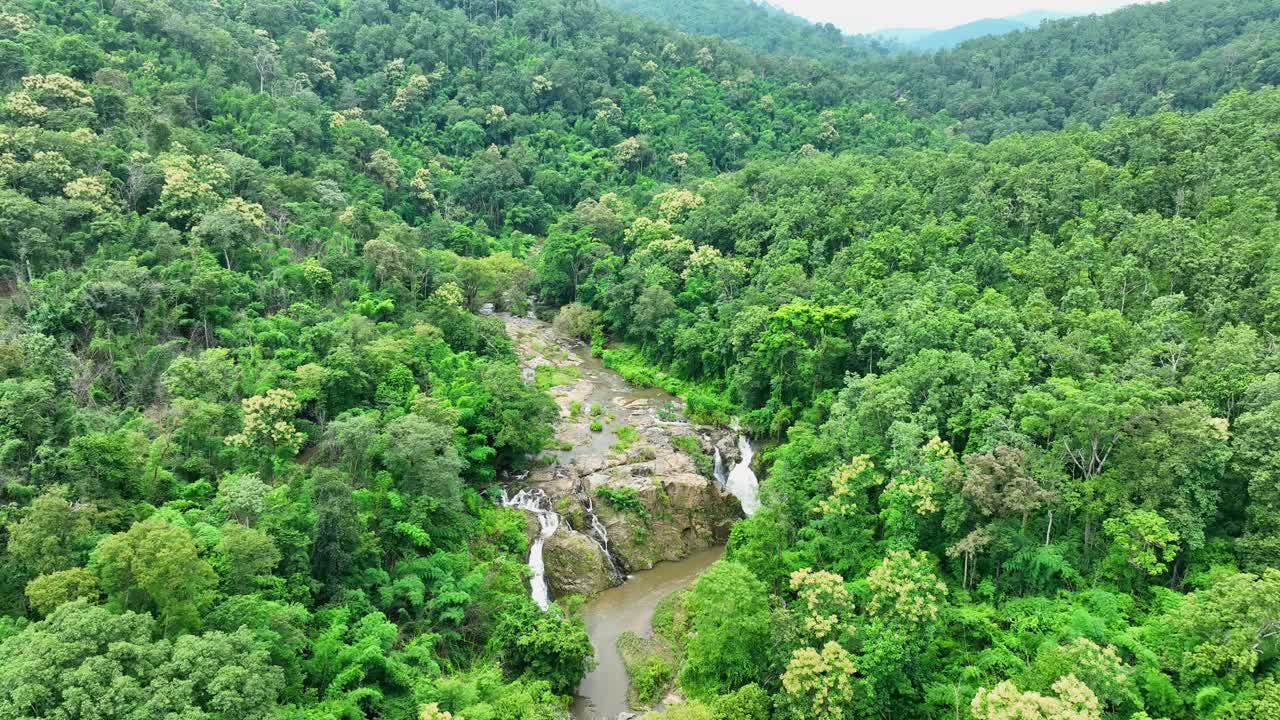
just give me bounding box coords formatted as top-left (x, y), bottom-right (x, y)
top-left (725, 435), bottom-right (761, 516)
top-left (713, 447), bottom-right (727, 487)
top-left (584, 496), bottom-right (625, 583)
top-left (502, 488), bottom-right (560, 610)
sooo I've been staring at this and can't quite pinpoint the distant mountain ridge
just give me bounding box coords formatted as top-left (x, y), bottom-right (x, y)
top-left (876, 9), bottom-right (1073, 51)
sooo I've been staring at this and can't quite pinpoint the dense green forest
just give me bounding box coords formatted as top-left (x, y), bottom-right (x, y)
top-left (584, 87), bottom-right (1280, 720)
top-left (1, 0), bottom-right (1279, 719)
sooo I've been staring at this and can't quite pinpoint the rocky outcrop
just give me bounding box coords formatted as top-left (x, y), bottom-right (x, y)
top-left (500, 311), bottom-right (745, 599)
top-left (582, 452), bottom-right (739, 572)
top-left (544, 528), bottom-right (614, 595)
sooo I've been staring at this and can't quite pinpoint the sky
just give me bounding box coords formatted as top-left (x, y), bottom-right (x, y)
top-left (766, 0), bottom-right (1163, 33)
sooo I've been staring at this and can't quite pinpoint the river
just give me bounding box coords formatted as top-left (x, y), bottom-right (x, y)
top-left (571, 546), bottom-right (725, 720)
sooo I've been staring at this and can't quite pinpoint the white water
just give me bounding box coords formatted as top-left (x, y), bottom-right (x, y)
top-left (725, 435), bottom-right (761, 516)
top-left (502, 488), bottom-right (560, 610)
top-left (713, 447), bottom-right (727, 487)
top-left (585, 496), bottom-right (625, 583)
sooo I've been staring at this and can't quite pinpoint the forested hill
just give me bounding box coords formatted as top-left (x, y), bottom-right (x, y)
top-left (540, 87), bottom-right (1280, 720)
top-left (851, 0), bottom-right (1280, 140)
top-left (0, 1), bottom-right (929, 717)
top-left (599, 0), bottom-right (888, 66)
top-left (607, 0), bottom-right (1280, 141)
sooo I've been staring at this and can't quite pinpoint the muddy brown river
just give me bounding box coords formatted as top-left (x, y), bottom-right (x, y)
top-left (571, 546), bottom-right (725, 720)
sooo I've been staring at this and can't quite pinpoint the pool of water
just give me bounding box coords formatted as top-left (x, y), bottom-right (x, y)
top-left (571, 546), bottom-right (725, 720)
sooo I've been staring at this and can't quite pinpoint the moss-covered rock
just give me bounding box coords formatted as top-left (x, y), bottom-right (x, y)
top-left (543, 527), bottom-right (613, 596)
top-left (592, 469), bottom-right (739, 572)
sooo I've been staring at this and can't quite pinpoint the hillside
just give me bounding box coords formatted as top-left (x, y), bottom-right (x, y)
top-left (608, 0), bottom-right (1280, 140)
top-left (580, 82), bottom-right (1280, 720)
top-left (854, 0), bottom-right (1280, 139)
top-left (879, 10), bottom-right (1073, 51)
top-left (600, 0), bottom-right (888, 65)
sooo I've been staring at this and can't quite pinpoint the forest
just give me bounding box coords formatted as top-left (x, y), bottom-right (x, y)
top-left (0, 0), bottom-right (1278, 719)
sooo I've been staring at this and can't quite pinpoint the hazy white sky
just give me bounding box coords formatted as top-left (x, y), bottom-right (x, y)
top-left (767, 0), bottom-right (1163, 33)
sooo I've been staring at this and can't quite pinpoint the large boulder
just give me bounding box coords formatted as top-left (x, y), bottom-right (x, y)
top-left (588, 465), bottom-right (740, 573)
top-left (544, 527), bottom-right (614, 596)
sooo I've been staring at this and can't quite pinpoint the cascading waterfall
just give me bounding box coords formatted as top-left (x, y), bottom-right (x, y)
top-left (713, 447), bottom-right (727, 487)
top-left (584, 496), bottom-right (626, 583)
top-left (725, 435), bottom-right (761, 516)
top-left (502, 488), bottom-right (560, 610)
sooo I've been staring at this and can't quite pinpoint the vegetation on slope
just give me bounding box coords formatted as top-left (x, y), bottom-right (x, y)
top-left (569, 87), bottom-right (1280, 720)
top-left (600, 0), bottom-right (887, 66)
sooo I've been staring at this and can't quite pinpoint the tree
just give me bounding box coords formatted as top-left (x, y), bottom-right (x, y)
top-left (551, 302), bottom-right (601, 341)
top-left (304, 607), bottom-right (412, 711)
top-left (962, 445), bottom-right (1055, 532)
top-left (710, 684), bottom-right (770, 720)
top-left (1102, 509), bottom-right (1179, 581)
top-left (866, 550), bottom-right (947, 626)
top-left (382, 413), bottom-right (464, 500)
top-left (225, 388), bottom-right (305, 478)
top-left (789, 568), bottom-right (852, 641)
top-left (326, 412), bottom-right (381, 481)
top-left (162, 348), bottom-right (238, 401)
top-left (192, 200), bottom-right (267, 270)
top-left (970, 675), bottom-right (1102, 720)
top-left (24, 567), bottom-right (100, 616)
top-left (218, 473), bottom-right (269, 526)
top-left (1016, 375), bottom-right (1169, 558)
top-left (310, 468), bottom-right (361, 597)
top-left (780, 640), bottom-right (858, 720)
top-left (147, 627), bottom-right (284, 720)
top-left (1164, 568), bottom-right (1280, 684)
top-left (1184, 324), bottom-right (1263, 419)
top-left (6, 487), bottom-right (90, 577)
top-left (0, 600), bottom-right (282, 720)
top-left (779, 569), bottom-right (858, 720)
top-left (94, 516), bottom-right (217, 636)
top-left (214, 522), bottom-right (281, 595)
top-left (65, 430), bottom-right (149, 501)
top-left (679, 561), bottom-right (774, 697)
top-left (493, 602), bottom-right (594, 694)
top-left (1230, 388), bottom-right (1280, 569)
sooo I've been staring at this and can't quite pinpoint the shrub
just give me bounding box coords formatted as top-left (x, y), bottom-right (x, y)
top-left (552, 302), bottom-right (601, 341)
top-left (597, 486), bottom-right (647, 517)
top-left (611, 424), bottom-right (640, 451)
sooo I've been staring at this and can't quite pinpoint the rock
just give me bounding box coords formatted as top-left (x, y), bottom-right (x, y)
top-left (543, 527), bottom-right (614, 596)
top-left (573, 454), bottom-right (609, 475)
top-left (501, 311), bottom-right (743, 586)
top-left (589, 470), bottom-right (740, 572)
top-left (519, 509), bottom-right (541, 543)
top-left (711, 433), bottom-right (742, 467)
